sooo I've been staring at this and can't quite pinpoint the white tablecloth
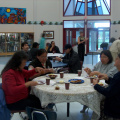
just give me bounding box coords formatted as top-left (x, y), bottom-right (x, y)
top-left (31, 74), bottom-right (104, 117)
top-left (47, 53), bottom-right (64, 57)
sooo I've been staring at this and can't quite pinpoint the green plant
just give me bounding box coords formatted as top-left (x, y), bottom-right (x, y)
top-left (113, 21), bottom-right (116, 24)
top-left (60, 22), bottom-right (63, 25)
top-left (118, 21), bottom-right (120, 24)
top-left (43, 21), bottom-right (47, 25)
top-left (55, 22), bottom-right (58, 25)
top-left (27, 21), bottom-right (32, 24)
top-left (33, 21), bottom-right (37, 24)
top-left (49, 22), bottom-right (53, 25)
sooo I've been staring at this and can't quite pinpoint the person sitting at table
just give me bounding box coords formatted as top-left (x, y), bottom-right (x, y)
top-left (28, 49), bottom-right (54, 74)
top-left (93, 53), bottom-right (120, 120)
top-left (1, 51), bottom-right (44, 111)
top-left (21, 42), bottom-right (32, 61)
top-left (55, 44), bottom-right (81, 73)
top-left (47, 41), bottom-right (60, 53)
top-left (81, 50), bottom-right (118, 113)
top-left (30, 42), bottom-right (39, 60)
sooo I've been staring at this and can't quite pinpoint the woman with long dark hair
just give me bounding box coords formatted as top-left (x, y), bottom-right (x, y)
top-left (1, 51), bottom-right (43, 110)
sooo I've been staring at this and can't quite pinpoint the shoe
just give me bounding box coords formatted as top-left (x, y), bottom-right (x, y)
top-left (80, 105), bottom-right (89, 113)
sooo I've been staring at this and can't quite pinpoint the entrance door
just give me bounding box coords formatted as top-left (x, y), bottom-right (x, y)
top-left (88, 28), bottom-right (98, 52)
top-left (63, 28), bottom-right (84, 50)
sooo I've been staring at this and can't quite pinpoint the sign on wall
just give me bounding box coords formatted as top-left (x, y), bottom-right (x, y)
top-left (0, 7), bottom-right (26, 24)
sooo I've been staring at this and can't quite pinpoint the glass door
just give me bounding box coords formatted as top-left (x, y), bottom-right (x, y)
top-left (98, 29), bottom-right (110, 49)
top-left (88, 28), bottom-right (98, 52)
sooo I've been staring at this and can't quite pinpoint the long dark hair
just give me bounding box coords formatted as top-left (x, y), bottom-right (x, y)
top-left (100, 50), bottom-right (113, 64)
top-left (1, 51), bottom-right (28, 75)
top-left (36, 49), bottom-right (47, 56)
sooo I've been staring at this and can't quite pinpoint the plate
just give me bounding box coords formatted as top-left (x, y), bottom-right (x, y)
top-left (68, 79), bottom-right (84, 84)
top-left (37, 80), bottom-right (45, 85)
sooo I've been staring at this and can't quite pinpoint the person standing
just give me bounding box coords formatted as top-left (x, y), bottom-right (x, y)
top-left (39, 33), bottom-right (46, 49)
top-left (77, 32), bottom-right (88, 64)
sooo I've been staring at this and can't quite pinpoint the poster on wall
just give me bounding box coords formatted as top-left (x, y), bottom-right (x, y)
top-left (0, 7), bottom-right (26, 24)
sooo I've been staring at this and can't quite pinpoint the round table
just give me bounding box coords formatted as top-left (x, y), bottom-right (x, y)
top-left (31, 74), bottom-right (104, 118)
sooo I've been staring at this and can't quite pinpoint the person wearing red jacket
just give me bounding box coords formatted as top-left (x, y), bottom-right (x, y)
top-left (1, 51), bottom-right (44, 110)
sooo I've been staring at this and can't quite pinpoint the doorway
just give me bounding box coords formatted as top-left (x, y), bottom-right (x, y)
top-left (87, 28), bottom-right (110, 52)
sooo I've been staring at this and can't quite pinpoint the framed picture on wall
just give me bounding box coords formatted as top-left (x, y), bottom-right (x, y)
top-left (43, 31), bottom-right (54, 39)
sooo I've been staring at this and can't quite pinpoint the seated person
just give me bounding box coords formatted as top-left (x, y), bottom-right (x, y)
top-left (28, 49), bottom-right (54, 74)
top-left (55, 44), bottom-right (81, 73)
top-left (1, 51), bottom-right (43, 111)
top-left (30, 42), bottom-right (39, 60)
top-left (93, 53), bottom-right (120, 120)
top-left (47, 41), bottom-right (60, 53)
top-left (21, 42), bottom-right (32, 61)
top-left (100, 42), bottom-right (108, 50)
top-left (84, 50), bottom-right (118, 78)
top-left (81, 50), bottom-right (118, 113)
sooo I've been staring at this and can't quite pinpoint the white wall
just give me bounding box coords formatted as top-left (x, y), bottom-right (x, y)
top-left (0, 0), bottom-right (120, 52)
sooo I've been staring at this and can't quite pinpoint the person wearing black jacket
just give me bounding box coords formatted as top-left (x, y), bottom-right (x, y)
top-left (56, 44), bottom-right (81, 73)
top-left (93, 53), bottom-right (120, 119)
top-left (47, 41), bottom-right (60, 53)
top-left (30, 42), bottom-right (39, 60)
top-left (28, 49), bottom-right (54, 74)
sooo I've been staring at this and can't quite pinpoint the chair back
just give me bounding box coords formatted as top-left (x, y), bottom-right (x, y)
top-left (0, 83), bottom-right (11, 120)
top-left (26, 106), bottom-right (57, 120)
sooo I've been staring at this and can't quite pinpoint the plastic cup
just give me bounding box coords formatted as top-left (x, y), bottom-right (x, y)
top-left (78, 70), bottom-right (82, 76)
top-left (60, 72), bottom-right (64, 78)
top-left (90, 77), bottom-right (94, 83)
top-left (65, 82), bottom-right (70, 90)
top-left (53, 58), bottom-right (55, 62)
top-left (46, 78), bottom-right (50, 85)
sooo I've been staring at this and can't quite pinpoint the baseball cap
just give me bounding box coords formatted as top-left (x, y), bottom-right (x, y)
top-left (64, 44), bottom-right (72, 50)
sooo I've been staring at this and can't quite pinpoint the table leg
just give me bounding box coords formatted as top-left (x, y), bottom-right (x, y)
top-left (92, 52), bottom-right (93, 65)
top-left (67, 103), bottom-right (70, 117)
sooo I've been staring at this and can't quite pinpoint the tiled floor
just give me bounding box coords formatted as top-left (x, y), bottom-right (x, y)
top-left (0, 54), bottom-right (100, 120)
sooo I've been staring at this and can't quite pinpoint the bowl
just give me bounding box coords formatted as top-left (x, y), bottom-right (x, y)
top-left (48, 74), bottom-right (57, 79)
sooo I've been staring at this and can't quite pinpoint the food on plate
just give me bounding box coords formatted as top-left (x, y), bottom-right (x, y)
top-left (90, 75), bottom-right (97, 78)
top-left (55, 86), bottom-right (60, 90)
top-left (70, 80), bottom-right (82, 83)
top-left (59, 80), bottom-right (64, 83)
top-left (98, 82), bottom-right (104, 86)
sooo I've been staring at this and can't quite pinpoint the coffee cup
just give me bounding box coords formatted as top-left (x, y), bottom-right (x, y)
top-left (53, 58), bottom-right (55, 62)
top-left (78, 70), bottom-right (82, 76)
top-left (46, 78), bottom-right (50, 85)
top-left (90, 77), bottom-right (94, 83)
top-left (60, 72), bottom-right (64, 78)
top-left (65, 82), bottom-right (70, 90)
